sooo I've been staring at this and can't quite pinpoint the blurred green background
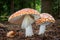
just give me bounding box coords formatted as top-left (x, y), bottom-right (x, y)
top-left (0, 0), bottom-right (59, 21)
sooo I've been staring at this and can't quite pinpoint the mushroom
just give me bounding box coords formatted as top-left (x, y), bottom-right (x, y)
top-left (8, 8), bottom-right (40, 37)
top-left (35, 13), bottom-right (55, 35)
top-left (6, 31), bottom-right (16, 37)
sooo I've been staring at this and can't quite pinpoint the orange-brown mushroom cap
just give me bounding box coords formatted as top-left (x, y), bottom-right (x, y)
top-left (8, 8), bottom-right (40, 24)
top-left (36, 13), bottom-right (55, 25)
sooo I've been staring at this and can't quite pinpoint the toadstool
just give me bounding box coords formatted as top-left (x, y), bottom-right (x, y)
top-left (6, 31), bottom-right (16, 38)
top-left (8, 8), bottom-right (40, 37)
top-left (35, 13), bottom-right (55, 35)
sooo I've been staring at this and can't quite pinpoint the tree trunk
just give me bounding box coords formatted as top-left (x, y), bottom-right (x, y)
top-left (33, 0), bottom-right (36, 9)
top-left (58, 0), bottom-right (60, 18)
top-left (41, 0), bottom-right (52, 13)
top-left (10, 0), bottom-right (14, 14)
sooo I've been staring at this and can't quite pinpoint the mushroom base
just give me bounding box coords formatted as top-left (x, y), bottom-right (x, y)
top-left (25, 25), bottom-right (34, 37)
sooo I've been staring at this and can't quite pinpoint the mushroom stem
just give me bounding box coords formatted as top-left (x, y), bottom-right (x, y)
top-left (38, 24), bottom-right (47, 35)
top-left (25, 25), bottom-right (33, 37)
top-left (21, 15), bottom-right (34, 29)
top-left (38, 22), bottom-right (50, 35)
top-left (21, 15), bottom-right (34, 37)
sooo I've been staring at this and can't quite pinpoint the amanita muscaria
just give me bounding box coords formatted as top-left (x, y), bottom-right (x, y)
top-left (35, 13), bottom-right (55, 35)
top-left (8, 8), bottom-right (40, 37)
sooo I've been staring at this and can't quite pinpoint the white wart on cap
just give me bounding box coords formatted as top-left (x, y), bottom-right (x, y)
top-left (8, 8), bottom-right (40, 37)
top-left (36, 13), bottom-right (55, 35)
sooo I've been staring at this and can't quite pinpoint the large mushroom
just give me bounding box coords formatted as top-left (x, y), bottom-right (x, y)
top-left (35, 13), bottom-right (55, 35)
top-left (8, 8), bottom-right (40, 37)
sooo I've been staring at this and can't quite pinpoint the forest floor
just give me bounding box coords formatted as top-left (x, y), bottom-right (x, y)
top-left (0, 19), bottom-right (60, 40)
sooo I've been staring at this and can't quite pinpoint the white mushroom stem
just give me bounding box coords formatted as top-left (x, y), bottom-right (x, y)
top-left (38, 23), bottom-right (50, 35)
top-left (21, 15), bottom-right (34, 29)
top-left (38, 24), bottom-right (46, 35)
top-left (21, 15), bottom-right (34, 37)
top-left (25, 25), bottom-right (33, 37)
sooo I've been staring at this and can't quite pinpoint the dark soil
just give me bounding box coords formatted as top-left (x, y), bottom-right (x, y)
top-left (0, 19), bottom-right (60, 40)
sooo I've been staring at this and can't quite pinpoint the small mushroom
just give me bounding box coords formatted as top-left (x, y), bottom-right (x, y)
top-left (8, 8), bottom-right (40, 37)
top-left (36, 13), bottom-right (55, 35)
top-left (6, 31), bottom-right (16, 37)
